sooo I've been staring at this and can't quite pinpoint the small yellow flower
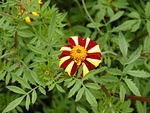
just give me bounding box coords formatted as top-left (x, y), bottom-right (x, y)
top-left (30, 12), bottom-right (40, 16)
top-left (24, 17), bottom-right (33, 23)
top-left (38, 0), bottom-right (43, 6)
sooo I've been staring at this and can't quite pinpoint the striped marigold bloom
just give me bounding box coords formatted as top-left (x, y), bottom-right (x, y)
top-left (59, 36), bottom-right (102, 77)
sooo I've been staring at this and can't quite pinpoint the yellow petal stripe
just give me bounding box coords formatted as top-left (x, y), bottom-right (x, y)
top-left (38, 0), bottom-right (43, 4)
top-left (31, 12), bottom-right (40, 16)
top-left (87, 45), bottom-right (101, 53)
top-left (60, 46), bottom-right (72, 51)
top-left (85, 37), bottom-right (90, 49)
top-left (82, 63), bottom-right (89, 76)
top-left (59, 56), bottom-right (70, 67)
top-left (65, 61), bottom-right (74, 76)
top-left (71, 36), bottom-right (78, 45)
top-left (86, 58), bottom-right (102, 67)
top-left (24, 17), bottom-right (31, 23)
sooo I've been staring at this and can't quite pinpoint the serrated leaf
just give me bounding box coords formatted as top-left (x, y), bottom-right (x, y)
top-left (119, 84), bottom-right (126, 103)
top-left (7, 86), bottom-right (26, 94)
top-left (38, 86), bottom-right (46, 95)
top-left (85, 83), bottom-right (100, 89)
top-left (118, 32), bottom-right (128, 57)
top-left (83, 67), bottom-right (107, 80)
top-left (143, 36), bottom-right (150, 51)
top-left (68, 80), bottom-right (81, 98)
top-left (146, 20), bottom-right (150, 36)
top-left (18, 30), bottom-right (34, 38)
top-left (67, 79), bottom-right (76, 88)
top-left (87, 22), bottom-right (103, 28)
top-left (112, 20), bottom-right (137, 32)
top-left (107, 68), bottom-right (123, 75)
top-left (128, 11), bottom-right (140, 19)
top-left (2, 96), bottom-right (25, 113)
top-left (23, 63), bottom-right (36, 84)
top-left (27, 45), bottom-right (46, 55)
top-left (85, 89), bottom-right (97, 107)
top-left (0, 71), bottom-right (6, 80)
top-left (13, 75), bottom-right (31, 89)
top-left (22, 62), bottom-right (42, 85)
top-left (32, 90), bottom-right (37, 104)
top-left (131, 20), bottom-right (141, 32)
top-left (94, 75), bottom-right (118, 83)
top-left (8, 64), bottom-right (18, 72)
top-left (109, 11), bottom-right (124, 23)
top-left (145, 2), bottom-right (150, 18)
top-left (144, 60), bottom-right (150, 71)
top-left (56, 84), bottom-right (65, 93)
top-left (25, 95), bottom-right (30, 110)
top-left (107, 7), bottom-right (114, 17)
top-left (76, 106), bottom-right (88, 113)
top-left (48, 84), bottom-right (55, 91)
top-left (6, 73), bottom-right (11, 85)
top-left (127, 70), bottom-right (150, 78)
top-left (124, 78), bottom-right (141, 96)
top-left (75, 87), bottom-right (84, 102)
top-left (125, 46), bottom-right (142, 64)
top-left (136, 101), bottom-right (145, 113)
top-left (48, 12), bottom-right (56, 42)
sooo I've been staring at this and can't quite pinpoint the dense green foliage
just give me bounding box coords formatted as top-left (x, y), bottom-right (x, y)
top-left (0, 0), bottom-right (150, 113)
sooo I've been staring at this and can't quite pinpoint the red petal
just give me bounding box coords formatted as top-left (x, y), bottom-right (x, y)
top-left (59, 51), bottom-right (71, 59)
top-left (70, 63), bottom-right (79, 76)
top-left (78, 37), bottom-right (86, 47)
top-left (67, 37), bottom-right (76, 46)
top-left (60, 59), bottom-right (72, 68)
top-left (83, 60), bottom-right (96, 70)
top-left (86, 39), bottom-right (98, 50)
top-left (86, 53), bottom-right (102, 60)
top-left (30, 18), bottom-right (34, 22)
top-left (64, 45), bottom-right (73, 49)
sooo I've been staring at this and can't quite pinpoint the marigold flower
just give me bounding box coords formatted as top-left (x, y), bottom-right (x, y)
top-left (24, 16), bottom-right (34, 23)
top-left (38, 0), bottom-right (43, 6)
top-left (59, 36), bottom-right (102, 77)
top-left (24, 12), bottom-right (40, 23)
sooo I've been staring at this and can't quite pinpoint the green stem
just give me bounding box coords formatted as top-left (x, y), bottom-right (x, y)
top-left (0, 52), bottom-right (15, 59)
top-left (26, 86), bottom-right (39, 95)
top-left (82, 0), bottom-right (104, 35)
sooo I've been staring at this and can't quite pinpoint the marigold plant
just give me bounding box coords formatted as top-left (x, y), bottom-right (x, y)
top-left (0, 0), bottom-right (150, 113)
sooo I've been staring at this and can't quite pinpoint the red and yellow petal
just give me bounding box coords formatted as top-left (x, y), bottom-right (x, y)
top-left (59, 56), bottom-right (71, 67)
top-left (38, 0), bottom-right (43, 6)
top-left (82, 62), bottom-right (89, 76)
top-left (59, 51), bottom-right (71, 59)
top-left (83, 60), bottom-right (96, 71)
top-left (67, 36), bottom-right (86, 47)
top-left (85, 38), bottom-right (98, 50)
top-left (65, 61), bottom-right (78, 76)
top-left (68, 36), bottom-right (78, 46)
top-left (82, 58), bottom-right (102, 76)
top-left (29, 12), bottom-right (40, 16)
top-left (60, 46), bottom-right (72, 51)
top-left (86, 53), bottom-right (101, 60)
top-left (24, 17), bottom-right (34, 23)
top-left (70, 62), bottom-right (78, 75)
top-left (86, 58), bottom-right (102, 67)
top-left (87, 45), bottom-right (101, 53)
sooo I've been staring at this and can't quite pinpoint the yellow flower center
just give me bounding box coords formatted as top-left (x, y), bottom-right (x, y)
top-left (71, 45), bottom-right (87, 65)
